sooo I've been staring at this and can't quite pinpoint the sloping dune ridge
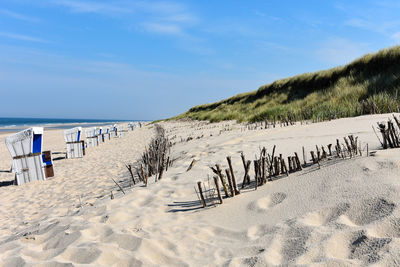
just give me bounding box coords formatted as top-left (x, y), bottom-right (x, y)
top-left (1, 114), bottom-right (400, 266)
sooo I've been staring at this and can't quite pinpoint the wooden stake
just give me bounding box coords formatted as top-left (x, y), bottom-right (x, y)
top-left (274, 156), bottom-right (279, 176)
top-left (211, 165), bottom-right (230, 198)
top-left (294, 153), bottom-right (302, 171)
top-left (302, 146), bottom-right (306, 166)
top-left (197, 181), bottom-right (207, 207)
top-left (327, 144), bottom-right (332, 156)
top-left (253, 161), bottom-right (258, 190)
top-left (280, 157), bottom-right (289, 176)
top-left (187, 159), bottom-right (197, 172)
top-left (227, 156), bottom-right (240, 195)
top-left (225, 169), bottom-right (235, 196)
top-left (126, 164), bottom-right (136, 185)
top-left (288, 156), bottom-right (293, 172)
top-left (213, 176), bottom-right (223, 204)
top-left (262, 156), bottom-right (266, 184)
top-left (310, 151), bottom-right (317, 164)
top-left (111, 178), bottom-right (125, 195)
top-left (241, 157), bottom-right (251, 189)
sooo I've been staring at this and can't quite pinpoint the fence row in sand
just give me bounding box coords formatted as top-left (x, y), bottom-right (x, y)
top-left (194, 134), bottom-right (365, 208)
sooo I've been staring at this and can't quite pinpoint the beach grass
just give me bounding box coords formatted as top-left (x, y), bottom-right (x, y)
top-left (173, 45), bottom-right (400, 122)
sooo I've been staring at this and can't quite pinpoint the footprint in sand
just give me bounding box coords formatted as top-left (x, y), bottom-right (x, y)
top-left (247, 192), bottom-right (286, 212)
top-left (344, 198), bottom-right (395, 226)
top-left (61, 246), bottom-right (102, 264)
top-left (349, 231), bottom-right (391, 264)
top-left (300, 203), bottom-right (349, 226)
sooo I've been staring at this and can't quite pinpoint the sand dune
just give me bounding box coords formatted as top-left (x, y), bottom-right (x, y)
top-left (1, 114), bottom-right (400, 266)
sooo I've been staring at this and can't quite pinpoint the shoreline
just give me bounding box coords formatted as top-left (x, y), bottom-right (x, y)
top-left (0, 120), bottom-right (147, 133)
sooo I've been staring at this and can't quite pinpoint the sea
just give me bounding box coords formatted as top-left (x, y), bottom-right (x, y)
top-left (0, 117), bottom-right (136, 132)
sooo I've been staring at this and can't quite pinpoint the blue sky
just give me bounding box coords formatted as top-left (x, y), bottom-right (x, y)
top-left (1, 0), bottom-right (400, 120)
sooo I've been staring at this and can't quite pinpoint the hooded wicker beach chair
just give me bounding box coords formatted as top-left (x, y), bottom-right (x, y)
top-left (5, 127), bottom-right (54, 185)
top-left (85, 127), bottom-right (98, 147)
top-left (96, 127), bottom-right (104, 144)
top-left (64, 127), bottom-right (85, 158)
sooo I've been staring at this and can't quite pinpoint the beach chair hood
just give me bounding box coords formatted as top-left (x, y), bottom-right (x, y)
top-left (5, 127), bottom-right (43, 157)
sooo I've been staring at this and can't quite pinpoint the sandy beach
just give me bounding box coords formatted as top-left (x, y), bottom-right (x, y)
top-left (1, 114), bottom-right (400, 266)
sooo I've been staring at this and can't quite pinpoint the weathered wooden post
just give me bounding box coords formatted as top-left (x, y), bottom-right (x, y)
top-left (213, 177), bottom-right (223, 204)
top-left (215, 164), bottom-right (230, 198)
top-left (294, 153), bottom-right (302, 171)
top-left (225, 169), bottom-right (235, 196)
top-left (327, 144), bottom-right (332, 156)
top-left (302, 146), bottom-right (306, 166)
top-left (310, 151), bottom-right (316, 164)
top-left (197, 181), bottom-right (207, 207)
top-left (226, 156), bottom-right (240, 195)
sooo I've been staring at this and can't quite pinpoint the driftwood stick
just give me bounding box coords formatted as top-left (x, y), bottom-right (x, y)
top-left (213, 177), bottom-right (223, 204)
top-left (321, 146), bottom-right (327, 159)
top-left (280, 156), bottom-right (289, 176)
top-left (310, 151), bottom-right (316, 164)
top-left (227, 156), bottom-right (240, 195)
top-left (288, 156), bottom-right (293, 172)
top-left (253, 161), bottom-right (259, 190)
top-left (212, 164), bottom-right (230, 198)
top-left (291, 156), bottom-right (297, 171)
top-left (274, 156), bottom-right (280, 176)
top-left (126, 164), bottom-right (136, 185)
top-left (327, 144), bottom-right (332, 156)
top-left (197, 181), bottom-right (207, 207)
top-left (279, 154), bottom-right (285, 174)
top-left (225, 169), bottom-right (235, 196)
top-left (294, 153), bottom-right (302, 171)
top-left (262, 156), bottom-right (266, 184)
top-left (187, 159), bottom-right (197, 172)
top-left (166, 156), bottom-right (170, 171)
top-left (111, 178), bottom-right (125, 195)
top-left (241, 159), bottom-right (251, 189)
top-left (372, 125), bottom-right (384, 147)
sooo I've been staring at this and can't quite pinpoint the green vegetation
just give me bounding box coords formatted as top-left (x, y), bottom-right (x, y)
top-left (174, 46), bottom-right (400, 122)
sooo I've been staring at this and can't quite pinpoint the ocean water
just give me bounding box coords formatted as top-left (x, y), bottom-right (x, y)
top-left (0, 117), bottom-right (133, 132)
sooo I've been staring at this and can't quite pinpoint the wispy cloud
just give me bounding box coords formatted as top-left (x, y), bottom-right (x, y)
top-left (141, 22), bottom-right (182, 35)
top-left (391, 32), bottom-right (400, 43)
top-left (0, 32), bottom-right (47, 43)
top-left (0, 8), bottom-right (39, 22)
top-left (53, 0), bottom-right (130, 15)
top-left (337, 1), bottom-right (400, 39)
top-left (51, 0), bottom-right (198, 36)
top-left (315, 37), bottom-right (371, 65)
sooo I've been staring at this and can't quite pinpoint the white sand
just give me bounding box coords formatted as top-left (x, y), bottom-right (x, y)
top-left (1, 114), bottom-right (400, 266)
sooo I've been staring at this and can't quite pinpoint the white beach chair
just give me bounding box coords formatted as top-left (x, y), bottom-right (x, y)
top-left (103, 126), bottom-right (111, 140)
top-left (85, 127), bottom-right (98, 147)
top-left (111, 124), bottom-right (117, 138)
top-left (97, 127), bottom-right (104, 144)
top-left (117, 125), bottom-right (126, 138)
top-left (5, 127), bottom-right (49, 185)
top-left (64, 127), bottom-right (84, 158)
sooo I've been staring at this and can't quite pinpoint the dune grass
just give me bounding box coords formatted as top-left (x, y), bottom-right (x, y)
top-left (174, 46), bottom-right (400, 122)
